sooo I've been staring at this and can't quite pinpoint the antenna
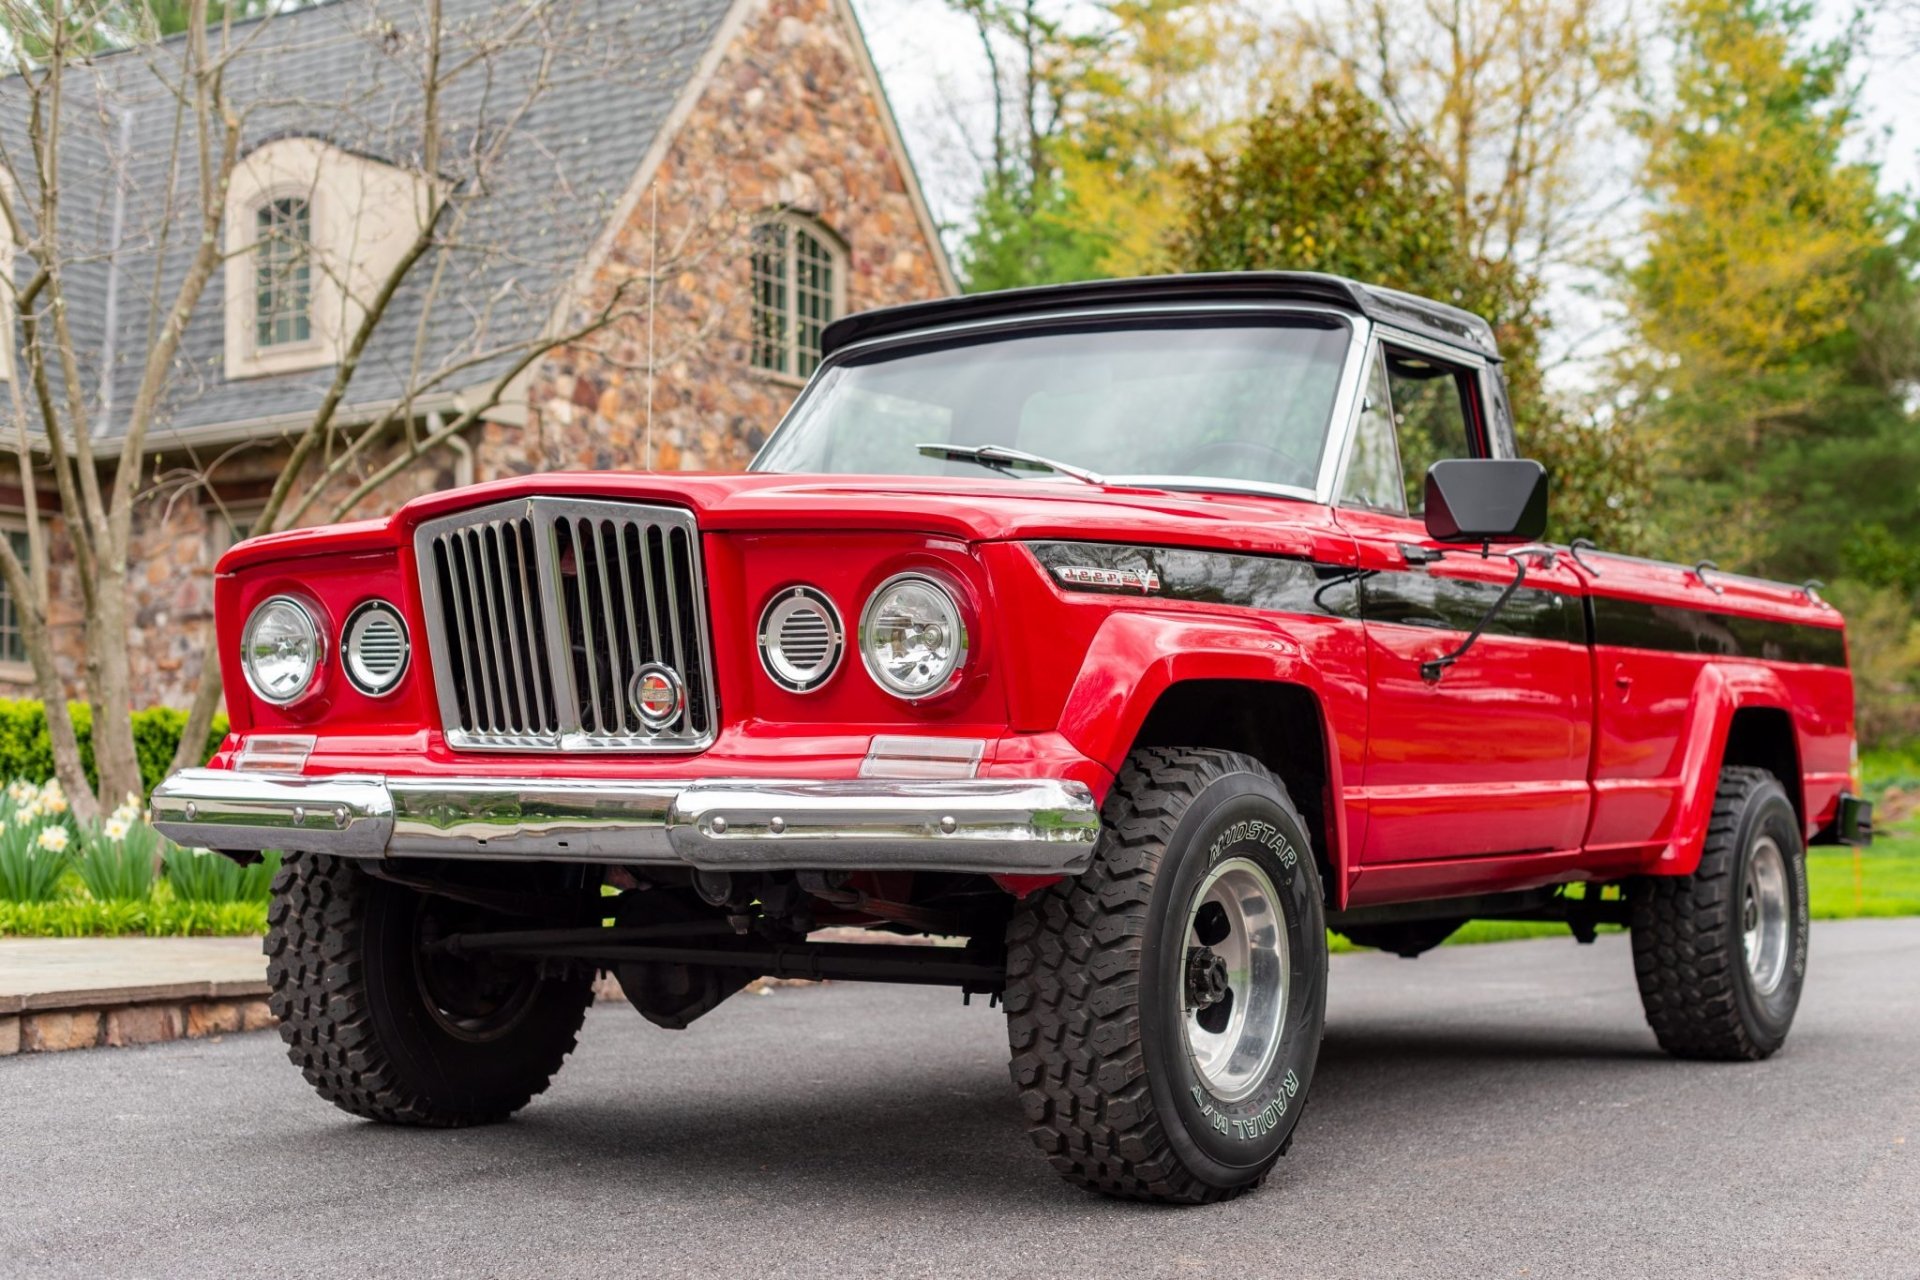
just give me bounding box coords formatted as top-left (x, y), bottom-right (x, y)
top-left (643, 183), bottom-right (658, 472)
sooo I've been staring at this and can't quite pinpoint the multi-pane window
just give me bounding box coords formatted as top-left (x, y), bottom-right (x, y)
top-left (750, 216), bottom-right (839, 379)
top-left (0, 528), bottom-right (31, 666)
top-left (254, 196), bottom-right (313, 349)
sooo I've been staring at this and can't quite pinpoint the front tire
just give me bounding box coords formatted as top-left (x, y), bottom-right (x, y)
top-left (1629, 766), bottom-right (1809, 1060)
top-left (266, 853), bottom-right (594, 1126)
top-left (1004, 748), bottom-right (1328, 1203)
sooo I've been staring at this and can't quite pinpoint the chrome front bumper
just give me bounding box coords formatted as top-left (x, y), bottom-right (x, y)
top-left (149, 769), bottom-right (1102, 876)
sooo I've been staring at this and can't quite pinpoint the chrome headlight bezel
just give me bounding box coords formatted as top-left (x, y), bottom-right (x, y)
top-left (858, 572), bottom-right (969, 702)
top-left (340, 599), bottom-right (411, 698)
top-left (240, 594), bottom-right (325, 707)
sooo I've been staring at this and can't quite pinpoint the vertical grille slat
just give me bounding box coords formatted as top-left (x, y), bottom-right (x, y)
top-left (613, 524), bottom-right (651, 686)
top-left (415, 497), bottom-right (715, 752)
top-left (474, 526), bottom-right (517, 734)
top-left (509, 518), bottom-right (555, 733)
top-left (485, 521), bottom-right (529, 733)
top-left (590, 519), bottom-right (627, 734)
top-left (449, 532), bottom-right (494, 733)
top-left (465, 528), bottom-right (505, 733)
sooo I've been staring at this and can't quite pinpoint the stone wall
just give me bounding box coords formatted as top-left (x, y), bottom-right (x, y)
top-left (512, 0), bottom-right (948, 475)
top-left (3, 0), bottom-right (948, 711)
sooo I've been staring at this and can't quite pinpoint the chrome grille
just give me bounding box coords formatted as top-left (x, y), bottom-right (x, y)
top-left (414, 497), bottom-right (715, 751)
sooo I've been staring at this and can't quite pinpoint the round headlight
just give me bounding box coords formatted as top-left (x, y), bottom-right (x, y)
top-left (859, 573), bottom-right (967, 700)
top-left (241, 595), bottom-right (322, 705)
top-left (341, 600), bottom-right (410, 696)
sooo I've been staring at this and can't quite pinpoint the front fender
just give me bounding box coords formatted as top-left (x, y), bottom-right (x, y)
top-left (1657, 662), bottom-right (1796, 875)
top-left (1054, 609), bottom-right (1362, 904)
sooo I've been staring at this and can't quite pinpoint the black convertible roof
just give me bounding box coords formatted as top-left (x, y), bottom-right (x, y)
top-left (818, 271), bottom-right (1502, 362)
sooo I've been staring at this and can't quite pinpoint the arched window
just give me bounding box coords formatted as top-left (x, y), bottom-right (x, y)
top-left (750, 215), bottom-right (842, 379)
top-left (254, 195), bottom-right (313, 349)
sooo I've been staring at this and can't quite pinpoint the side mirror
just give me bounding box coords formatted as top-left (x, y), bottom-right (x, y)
top-left (1424, 458), bottom-right (1548, 544)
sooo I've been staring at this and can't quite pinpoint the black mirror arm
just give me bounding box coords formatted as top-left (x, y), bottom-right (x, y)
top-left (1421, 552), bottom-right (1530, 683)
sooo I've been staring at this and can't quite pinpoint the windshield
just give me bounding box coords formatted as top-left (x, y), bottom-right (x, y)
top-left (751, 316), bottom-right (1354, 493)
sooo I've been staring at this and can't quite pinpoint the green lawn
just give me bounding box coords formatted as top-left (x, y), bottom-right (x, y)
top-left (1812, 745), bottom-right (1920, 918)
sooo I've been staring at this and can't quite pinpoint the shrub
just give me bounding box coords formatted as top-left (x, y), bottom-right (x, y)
top-left (0, 699), bottom-right (228, 795)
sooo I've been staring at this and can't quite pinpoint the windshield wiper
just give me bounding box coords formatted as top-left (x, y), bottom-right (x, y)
top-left (916, 443), bottom-right (1106, 487)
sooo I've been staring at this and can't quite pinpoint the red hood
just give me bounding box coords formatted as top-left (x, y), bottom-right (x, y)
top-left (220, 471), bottom-right (1349, 571)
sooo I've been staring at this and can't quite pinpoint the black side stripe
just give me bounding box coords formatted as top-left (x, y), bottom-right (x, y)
top-left (1358, 567), bottom-right (1583, 645)
top-left (1028, 541), bottom-right (1846, 666)
top-left (1589, 595), bottom-right (1845, 667)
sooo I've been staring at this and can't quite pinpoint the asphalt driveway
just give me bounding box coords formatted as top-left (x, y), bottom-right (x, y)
top-left (3, 919), bottom-right (1915, 1279)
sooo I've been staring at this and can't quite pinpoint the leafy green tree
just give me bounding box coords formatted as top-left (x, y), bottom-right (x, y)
top-left (1169, 81), bottom-right (1649, 546)
top-left (1623, 0), bottom-right (1920, 586)
top-left (959, 170), bottom-right (1111, 292)
top-left (947, 0), bottom-right (1248, 289)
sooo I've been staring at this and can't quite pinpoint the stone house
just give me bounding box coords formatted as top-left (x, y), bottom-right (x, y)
top-left (0, 0), bottom-right (953, 709)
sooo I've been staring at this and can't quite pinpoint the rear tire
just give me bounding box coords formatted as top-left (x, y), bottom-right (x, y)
top-left (1004, 748), bottom-right (1328, 1204)
top-left (266, 853), bottom-right (593, 1126)
top-left (1629, 766), bottom-right (1809, 1061)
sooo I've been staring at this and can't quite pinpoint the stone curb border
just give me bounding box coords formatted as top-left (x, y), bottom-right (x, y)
top-left (0, 972), bottom-right (825, 1057)
top-left (1, 988), bottom-right (275, 1055)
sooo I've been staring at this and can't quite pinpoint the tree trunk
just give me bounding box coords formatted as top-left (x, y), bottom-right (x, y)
top-left (84, 565), bottom-right (144, 808)
top-left (169, 643), bottom-right (225, 778)
top-left (18, 605), bottom-right (101, 827)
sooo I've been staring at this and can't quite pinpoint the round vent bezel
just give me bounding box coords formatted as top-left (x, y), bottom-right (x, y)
top-left (757, 586), bottom-right (844, 694)
top-left (341, 599), bottom-right (411, 697)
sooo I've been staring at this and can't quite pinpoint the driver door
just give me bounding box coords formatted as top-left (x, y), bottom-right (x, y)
top-left (1335, 337), bottom-right (1593, 869)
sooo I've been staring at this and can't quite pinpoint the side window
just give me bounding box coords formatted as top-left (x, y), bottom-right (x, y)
top-left (1383, 348), bottom-right (1478, 515)
top-left (1337, 345), bottom-right (1406, 514)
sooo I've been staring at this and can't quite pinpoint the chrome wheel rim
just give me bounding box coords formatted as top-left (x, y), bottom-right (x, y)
top-left (1180, 856), bottom-right (1288, 1103)
top-left (1742, 835), bottom-right (1791, 998)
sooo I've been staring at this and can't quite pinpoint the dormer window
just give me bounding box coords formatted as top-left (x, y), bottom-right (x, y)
top-left (223, 136), bottom-right (431, 380)
top-left (750, 214), bottom-right (843, 380)
top-left (254, 196), bottom-right (314, 349)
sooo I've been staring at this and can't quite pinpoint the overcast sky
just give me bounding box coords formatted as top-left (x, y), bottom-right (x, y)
top-left (849, 0), bottom-right (1920, 383)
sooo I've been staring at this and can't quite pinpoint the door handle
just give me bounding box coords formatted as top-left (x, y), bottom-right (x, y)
top-left (1613, 664), bottom-right (1633, 698)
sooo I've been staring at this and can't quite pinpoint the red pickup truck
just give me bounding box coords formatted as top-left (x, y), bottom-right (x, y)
top-left (154, 272), bottom-right (1872, 1204)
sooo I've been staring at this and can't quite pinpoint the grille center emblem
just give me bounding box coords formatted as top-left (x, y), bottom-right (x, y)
top-left (629, 663), bottom-right (686, 730)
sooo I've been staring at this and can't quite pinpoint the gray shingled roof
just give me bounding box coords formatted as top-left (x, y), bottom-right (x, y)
top-left (1, 0), bottom-right (737, 446)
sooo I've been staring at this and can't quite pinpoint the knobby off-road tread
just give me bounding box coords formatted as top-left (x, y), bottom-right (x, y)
top-left (1629, 766), bottom-right (1785, 1061)
top-left (1005, 747), bottom-right (1296, 1204)
top-left (265, 852), bottom-right (589, 1126)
